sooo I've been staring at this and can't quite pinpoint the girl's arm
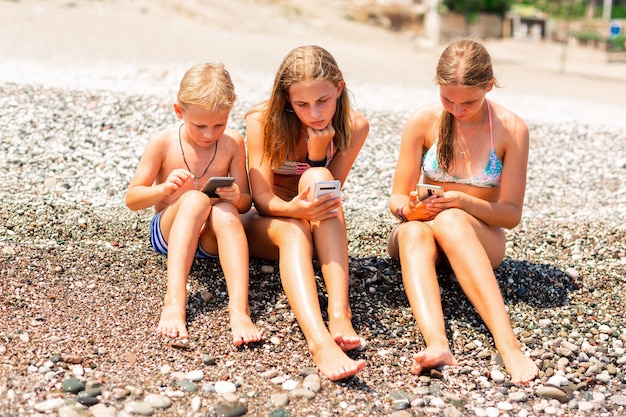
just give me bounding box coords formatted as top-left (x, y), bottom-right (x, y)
top-left (246, 113), bottom-right (291, 217)
top-left (327, 110), bottom-right (369, 185)
top-left (226, 128), bottom-right (252, 214)
top-left (389, 107), bottom-right (440, 221)
top-left (453, 112), bottom-right (530, 229)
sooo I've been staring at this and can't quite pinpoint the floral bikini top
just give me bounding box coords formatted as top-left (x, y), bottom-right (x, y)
top-left (272, 140), bottom-right (335, 176)
top-left (422, 101), bottom-right (502, 188)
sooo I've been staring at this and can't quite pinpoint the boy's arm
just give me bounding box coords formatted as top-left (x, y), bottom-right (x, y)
top-left (125, 133), bottom-right (192, 211)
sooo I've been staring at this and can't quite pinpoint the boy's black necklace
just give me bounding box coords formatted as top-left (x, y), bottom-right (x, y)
top-left (178, 123), bottom-right (218, 189)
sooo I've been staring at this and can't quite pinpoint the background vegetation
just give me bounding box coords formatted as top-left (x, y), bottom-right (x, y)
top-left (441, 0), bottom-right (626, 18)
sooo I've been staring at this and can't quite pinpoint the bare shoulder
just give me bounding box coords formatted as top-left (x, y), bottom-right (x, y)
top-left (147, 126), bottom-right (174, 144)
top-left (245, 102), bottom-right (267, 124)
top-left (491, 101), bottom-right (529, 142)
top-left (223, 126), bottom-right (244, 144)
top-left (404, 103), bottom-right (443, 137)
top-left (350, 109), bottom-right (370, 132)
top-left (408, 102), bottom-right (441, 125)
top-left (143, 127), bottom-right (177, 156)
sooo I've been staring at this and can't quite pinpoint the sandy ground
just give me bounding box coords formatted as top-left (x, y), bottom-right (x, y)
top-left (1, 0), bottom-right (626, 126)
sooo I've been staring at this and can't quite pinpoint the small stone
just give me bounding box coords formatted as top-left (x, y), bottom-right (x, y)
top-left (34, 398), bottom-right (65, 413)
top-left (62, 378), bottom-right (85, 394)
top-left (186, 369), bottom-right (204, 382)
top-left (536, 385), bottom-right (568, 403)
top-left (577, 401), bottom-right (594, 411)
top-left (546, 374), bottom-right (568, 387)
top-left (143, 394), bottom-right (172, 409)
top-left (610, 394), bottom-right (626, 406)
top-left (389, 389), bottom-right (412, 410)
top-left (212, 401), bottom-right (247, 417)
top-left (201, 353), bottom-right (216, 365)
top-left (170, 338), bottom-right (190, 349)
top-left (260, 369), bottom-right (279, 379)
top-left (271, 393), bottom-right (290, 407)
top-left (390, 411), bottom-right (413, 417)
top-left (268, 407), bottom-right (292, 417)
top-left (124, 401), bottom-right (154, 416)
top-left (291, 387), bottom-right (315, 399)
top-left (496, 401), bottom-right (513, 411)
top-left (508, 391), bottom-right (527, 402)
top-left (191, 396), bottom-right (202, 411)
top-left (443, 407), bottom-right (463, 417)
top-left (302, 374), bottom-right (321, 393)
top-left (215, 380), bottom-right (237, 394)
top-left (430, 397), bottom-right (446, 408)
top-left (57, 405), bottom-right (90, 417)
top-left (596, 373), bottom-right (611, 383)
top-left (281, 379), bottom-right (298, 391)
top-left (490, 369), bottom-right (505, 383)
top-left (75, 392), bottom-right (99, 407)
top-left (176, 380), bottom-right (197, 392)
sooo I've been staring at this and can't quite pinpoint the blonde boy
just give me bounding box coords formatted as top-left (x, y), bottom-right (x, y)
top-left (125, 63), bottom-right (261, 345)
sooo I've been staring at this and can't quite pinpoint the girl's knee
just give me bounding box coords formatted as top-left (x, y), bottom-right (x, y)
top-left (274, 218), bottom-right (312, 245)
top-left (396, 221), bottom-right (434, 242)
top-left (299, 167), bottom-right (334, 196)
top-left (432, 209), bottom-right (470, 237)
top-left (387, 222), bottom-right (433, 257)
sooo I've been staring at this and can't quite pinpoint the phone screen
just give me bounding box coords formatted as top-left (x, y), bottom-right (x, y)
top-left (314, 180), bottom-right (341, 213)
top-left (200, 176), bottom-right (234, 198)
top-left (417, 184), bottom-right (444, 201)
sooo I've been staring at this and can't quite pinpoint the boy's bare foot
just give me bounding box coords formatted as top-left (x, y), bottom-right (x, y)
top-left (411, 345), bottom-right (459, 375)
top-left (230, 312), bottom-right (262, 346)
top-left (311, 342), bottom-right (366, 381)
top-left (500, 348), bottom-right (539, 384)
top-left (157, 304), bottom-right (188, 339)
top-left (329, 316), bottom-right (362, 351)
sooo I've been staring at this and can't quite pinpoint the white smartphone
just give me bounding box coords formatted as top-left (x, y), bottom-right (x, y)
top-left (314, 180), bottom-right (341, 213)
top-left (417, 183), bottom-right (444, 201)
top-left (200, 176), bottom-right (235, 198)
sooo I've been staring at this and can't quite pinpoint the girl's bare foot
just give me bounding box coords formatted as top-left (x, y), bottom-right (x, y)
top-left (500, 348), bottom-right (539, 384)
top-left (157, 304), bottom-right (188, 339)
top-left (311, 341), bottom-right (366, 381)
top-left (411, 345), bottom-right (459, 375)
top-left (329, 316), bottom-right (362, 351)
top-left (333, 334), bottom-right (363, 352)
top-left (230, 312), bottom-right (262, 346)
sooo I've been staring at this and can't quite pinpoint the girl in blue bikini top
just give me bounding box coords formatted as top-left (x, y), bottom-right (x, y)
top-left (422, 100), bottom-right (502, 188)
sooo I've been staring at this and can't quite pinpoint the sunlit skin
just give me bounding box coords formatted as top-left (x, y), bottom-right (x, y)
top-left (126, 101), bottom-right (261, 346)
top-left (243, 76), bottom-right (369, 380)
top-left (388, 79), bottom-right (538, 384)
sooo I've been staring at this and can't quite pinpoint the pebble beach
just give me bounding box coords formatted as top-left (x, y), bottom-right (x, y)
top-left (1, 1), bottom-right (626, 416)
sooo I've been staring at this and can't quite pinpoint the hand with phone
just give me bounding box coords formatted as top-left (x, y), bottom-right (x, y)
top-left (289, 179), bottom-right (341, 221)
top-left (200, 176), bottom-right (236, 199)
top-left (313, 180), bottom-right (341, 214)
top-left (400, 184), bottom-right (445, 222)
top-left (417, 183), bottom-right (444, 201)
